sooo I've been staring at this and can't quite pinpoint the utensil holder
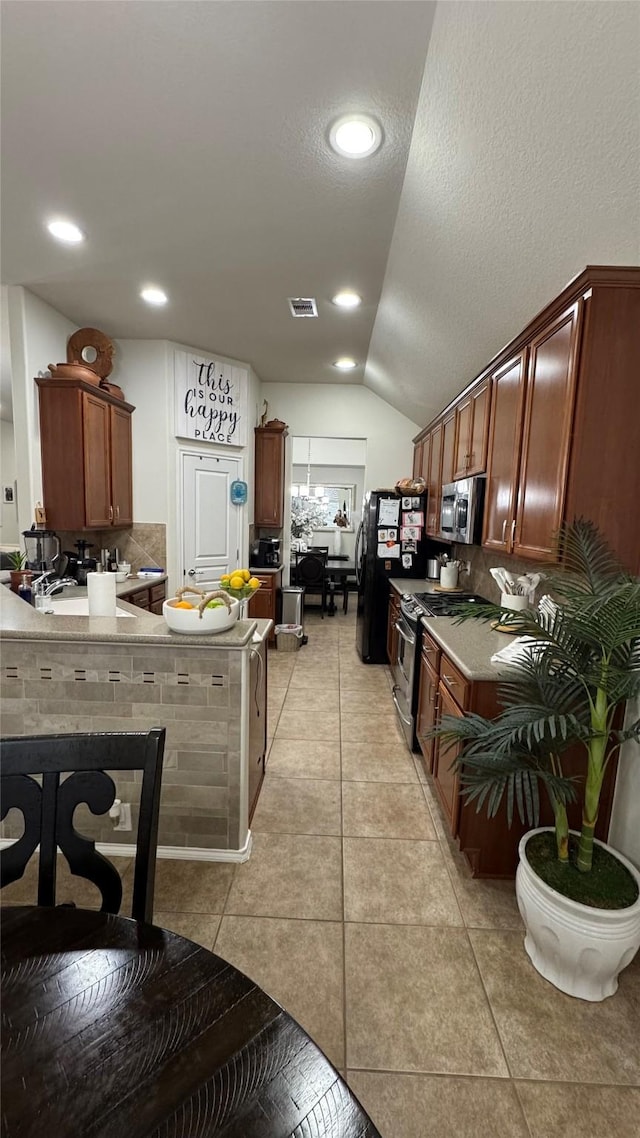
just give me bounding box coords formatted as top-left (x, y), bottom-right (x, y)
top-left (500, 592), bottom-right (529, 611)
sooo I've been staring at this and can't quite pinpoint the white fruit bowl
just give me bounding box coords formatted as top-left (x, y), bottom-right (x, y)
top-left (162, 597), bottom-right (240, 635)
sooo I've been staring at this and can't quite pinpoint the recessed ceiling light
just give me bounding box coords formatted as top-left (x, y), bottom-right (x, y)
top-left (140, 286), bottom-right (168, 306)
top-left (329, 115), bottom-right (382, 159)
top-left (334, 357), bottom-right (357, 370)
top-left (46, 218), bottom-right (85, 244)
top-left (332, 290), bottom-right (362, 309)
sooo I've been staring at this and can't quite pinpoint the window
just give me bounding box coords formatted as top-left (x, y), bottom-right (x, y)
top-left (290, 484), bottom-right (355, 533)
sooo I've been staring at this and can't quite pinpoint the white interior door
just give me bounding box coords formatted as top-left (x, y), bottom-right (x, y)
top-left (181, 451), bottom-right (243, 590)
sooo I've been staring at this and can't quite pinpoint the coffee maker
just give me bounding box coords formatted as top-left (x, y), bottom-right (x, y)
top-left (251, 538), bottom-right (281, 568)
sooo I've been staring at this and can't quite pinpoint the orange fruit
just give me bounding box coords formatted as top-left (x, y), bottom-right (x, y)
top-left (175, 600), bottom-right (194, 609)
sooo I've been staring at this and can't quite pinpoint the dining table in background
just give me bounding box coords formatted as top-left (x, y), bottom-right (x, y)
top-left (1, 906), bottom-right (379, 1138)
top-left (289, 556), bottom-right (356, 616)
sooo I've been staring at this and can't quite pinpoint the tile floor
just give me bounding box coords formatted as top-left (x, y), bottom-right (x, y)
top-left (3, 608), bottom-right (639, 1136)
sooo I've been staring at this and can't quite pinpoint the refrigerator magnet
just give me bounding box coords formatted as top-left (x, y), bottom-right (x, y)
top-left (400, 525), bottom-right (421, 542)
top-left (378, 528), bottom-right (388, 542)
top-left (402, 553), bottom-right (413, 569)
top-left (402, 511), bottom-right (424, 527)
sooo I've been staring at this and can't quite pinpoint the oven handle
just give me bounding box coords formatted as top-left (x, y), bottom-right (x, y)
top-left (392, 686), bottom-right (412, 726)
top-left (395, 620), bottom-right (416, 648)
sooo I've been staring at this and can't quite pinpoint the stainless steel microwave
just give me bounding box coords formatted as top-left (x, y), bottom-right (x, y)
top-left (440, 477), bottom-right (485, 545)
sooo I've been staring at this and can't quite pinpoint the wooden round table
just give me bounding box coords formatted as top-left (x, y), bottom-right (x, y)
top-left (1, 906), bottom-right (379, 1138)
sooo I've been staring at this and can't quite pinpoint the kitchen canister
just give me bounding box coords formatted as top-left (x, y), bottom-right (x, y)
top-left (440, 563), bottom-right (459, 589)
top-left (87, 571), bottom-right (116, 617)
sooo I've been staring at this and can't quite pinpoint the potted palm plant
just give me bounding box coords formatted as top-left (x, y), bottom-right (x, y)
top-left (435, 520), bottom-right (640, 1001)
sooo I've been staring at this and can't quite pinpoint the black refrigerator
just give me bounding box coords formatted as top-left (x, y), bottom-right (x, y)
top-left (355, 490), bottom-right (429, 664)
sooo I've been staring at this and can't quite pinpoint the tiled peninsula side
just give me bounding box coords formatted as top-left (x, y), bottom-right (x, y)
top-left (0, 587), bottom-right (270, 860)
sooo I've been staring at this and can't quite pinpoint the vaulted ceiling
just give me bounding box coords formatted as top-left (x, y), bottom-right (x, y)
top-left (2, 1), bottom-right (639, 429)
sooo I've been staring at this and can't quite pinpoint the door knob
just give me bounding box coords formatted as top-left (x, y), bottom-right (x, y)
top-left (188, 569), bottom-right (196, 577)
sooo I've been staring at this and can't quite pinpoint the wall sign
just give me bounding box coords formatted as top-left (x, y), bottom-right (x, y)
top-left (175, 351), bottom-right (248, 446)
top-left (230, 479), bottom-right (248, 505)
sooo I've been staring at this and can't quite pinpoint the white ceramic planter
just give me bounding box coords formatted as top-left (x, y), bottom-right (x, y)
top-left (516, 828), bottom-right (640, 1001)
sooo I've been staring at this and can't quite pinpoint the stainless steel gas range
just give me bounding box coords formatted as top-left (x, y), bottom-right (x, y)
top-left (391, 591), bottom-right (487, 750)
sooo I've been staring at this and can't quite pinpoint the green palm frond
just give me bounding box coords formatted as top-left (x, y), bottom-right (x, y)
top-left (430, 520), bottom-right (640, 871)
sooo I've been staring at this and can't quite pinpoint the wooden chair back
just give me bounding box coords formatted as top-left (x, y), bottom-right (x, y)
top-left (0, 730), bottom-right (166, 923)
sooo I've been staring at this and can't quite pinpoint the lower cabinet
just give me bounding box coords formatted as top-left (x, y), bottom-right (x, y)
top-left (416, 629), bottom-right (618, 877)
top-left (126, 581), bottom-right (166, 613)
top-left (247, 570), bottom-right (281, 644)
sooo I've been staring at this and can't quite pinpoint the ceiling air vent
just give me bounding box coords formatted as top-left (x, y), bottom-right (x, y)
top-left (288, 297), bottom-right (318, 318)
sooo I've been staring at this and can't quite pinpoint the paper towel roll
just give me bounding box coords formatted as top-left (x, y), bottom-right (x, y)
top-left (87, 572), bottom-right (116, 617)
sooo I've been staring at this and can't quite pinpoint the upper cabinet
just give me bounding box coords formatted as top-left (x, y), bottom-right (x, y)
top-left (254, 419), bottom-right (288, 527)
top-left (37, 378), bottom-right (134, 531)
top-left (426, 422), bottom-right (443, 535)
top-left (412, 267), bottom-right (640, 572)
top-left (482, 352), bottom-right (527, 553)
top-left (453, 378), bottom-right (491, 480)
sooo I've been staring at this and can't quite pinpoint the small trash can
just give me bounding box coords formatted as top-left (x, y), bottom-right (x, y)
top-left (275, 624), bottom-right (304, 652)
top-left (281, 586), bottom-right (304, 632)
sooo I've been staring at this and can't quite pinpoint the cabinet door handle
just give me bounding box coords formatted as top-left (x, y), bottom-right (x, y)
top-left (511, 519), bottom-right (516, 544)
top-left (501, 519), bottom-right (507, 542)
top-left (109, 505), bottom-right (114, 522)
top-left (115, 505), bottom-right (120, 522)
top-left (443, 674), bottom-right (458, 686)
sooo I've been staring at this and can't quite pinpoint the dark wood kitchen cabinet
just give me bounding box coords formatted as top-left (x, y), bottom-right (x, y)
top-left (417, 627), bottom-right (619, 877)
top-left (126, 580), bottom-right (166, 613)
top-left (453, 377), bottom-right (491, 479)
top-left (247, 570), bottom-right (281, 645)
top-left (482, 351), bottom-right (527, 553)
top-left (411, 267), bottom-right (640, 573)
top-left (254, 420), bottom-right (288, 527)
top-left (36, 377), bottom-right (134, 532)
top-left (426, 422), bottom-right (443, 535)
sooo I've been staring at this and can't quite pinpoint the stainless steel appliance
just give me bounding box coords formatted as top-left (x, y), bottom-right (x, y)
top-left (439, 476), bottom-right (485, 544)
top-left (355, 490), bottom-right (429, 664)
top-left (251, 538), bottom-right (281, 569)
top-left (22, 528), bottom-right (60, 571)
top-left (426, 558), bottom-right (440, 579)
top-left (391, 590), bottom-right (488, 750)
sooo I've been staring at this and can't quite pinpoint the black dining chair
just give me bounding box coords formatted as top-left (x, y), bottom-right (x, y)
top-left (0, 729), bottom-right (166, 923)
top-left (294, 551), bottom-right (328, 618)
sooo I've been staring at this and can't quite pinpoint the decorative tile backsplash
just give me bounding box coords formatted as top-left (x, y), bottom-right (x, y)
top-left (1, 635), bottom-right (242, 852)
top-left (453, 542), bottom-right (554, 606)
top-left (58, 522), bottom-right (166, 573)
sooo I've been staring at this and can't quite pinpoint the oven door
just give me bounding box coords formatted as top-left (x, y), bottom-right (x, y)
top-left (392, 615), bottom-right (417, 748)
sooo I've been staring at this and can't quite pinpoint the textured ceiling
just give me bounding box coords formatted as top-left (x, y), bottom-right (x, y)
top-left (2, 2), bottom-right (638, 431)
top-left (365, 0), bottom-right (640, 425)
top-left (0, 0), bottom-right (434, 391)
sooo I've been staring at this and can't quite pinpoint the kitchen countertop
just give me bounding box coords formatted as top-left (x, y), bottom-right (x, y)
top-left (0, 583), bottom-right (267, 648)
top-left (389, 577), bottom-right (440, 595)
top-left (248, 564), bottom-right (284, 575)
top-left (422, 615), bottom-right (517, 681)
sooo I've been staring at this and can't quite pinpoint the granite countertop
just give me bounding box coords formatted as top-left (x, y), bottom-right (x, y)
top-left (389, 577), bottom-right (440, 595)
top-left (114, 574), bottom-right (168, 596)
top-left (0, 584), bottom-right (267, 648)
top-left (248, 564), bottom-right (284, 575)
top-left (421, 615), bottom-right (518, 680)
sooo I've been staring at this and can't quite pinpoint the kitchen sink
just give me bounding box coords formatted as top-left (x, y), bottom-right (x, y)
top-left (38, 598), bottom-right (135, 617)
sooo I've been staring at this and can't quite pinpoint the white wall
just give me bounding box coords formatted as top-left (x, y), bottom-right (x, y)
top-left (0, 419), bottom-right (19, 544)
top-left (112, 339), bottom-right (262, 592)
top-left (263, 382), bottom-right (419, 493)
top-left (292, 463), bottom-right (365, 560)
top-left (365, 0), bottom-right (640, 426)
top-left (7, 287), bottom-right (78, 535)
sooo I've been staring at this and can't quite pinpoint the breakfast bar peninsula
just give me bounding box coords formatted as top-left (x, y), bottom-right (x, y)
top-left (0, 584), bottom-right (270, 861)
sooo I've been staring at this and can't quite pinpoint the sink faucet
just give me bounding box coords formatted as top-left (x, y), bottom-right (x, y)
top-left (33, 571), bottom-right (79, 598)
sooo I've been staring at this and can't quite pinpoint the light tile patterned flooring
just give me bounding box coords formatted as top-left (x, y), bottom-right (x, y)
top-left (3, 609), bottom-right (639, 1136)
